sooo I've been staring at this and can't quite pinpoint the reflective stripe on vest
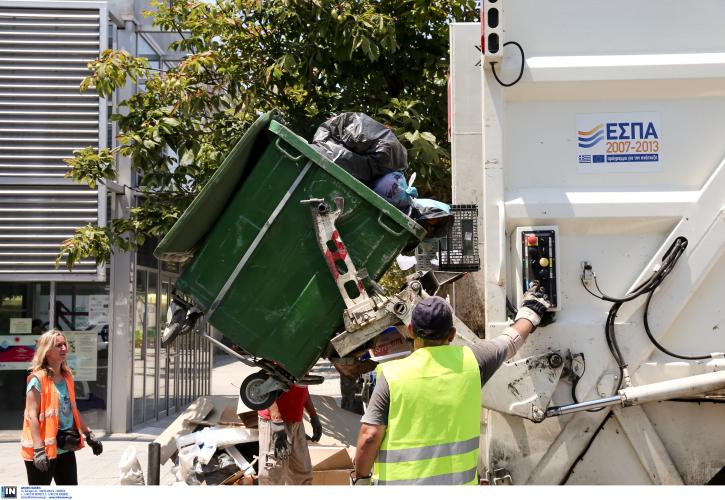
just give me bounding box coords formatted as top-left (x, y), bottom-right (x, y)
top-left (373, 345), bottom-right (481, 485)
top-left (376, 436), bottom-right (479, 463)
top-left (377, 466), bottom-right (478, 486)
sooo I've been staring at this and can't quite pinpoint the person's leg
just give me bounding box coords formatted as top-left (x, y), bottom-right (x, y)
top-left (256, 417), bottom-right (286, 485)
top-left (24, 458), bottom-right (54, 485)
top-left (340, 375), bottom-right (364, 415)
top-left (285, 422), bottom-right (313, 485)
top-left (53, 452), bottom-right (78, 485)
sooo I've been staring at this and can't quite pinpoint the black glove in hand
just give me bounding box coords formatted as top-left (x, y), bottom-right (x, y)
top-left (84, 432), bottom-right (103, 456)
top-left (309, 414), bottom-right (322, 442)
top-left (515, 281), bottom-right (554, 329)
top-left (271, 421), bottom-right (290, 461)
top-left (350, 471), bottom-right (372, 485)
top-left (33, 447), bottom-right (49, 472)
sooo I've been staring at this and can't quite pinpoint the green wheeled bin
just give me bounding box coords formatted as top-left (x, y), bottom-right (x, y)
top-left (155, 111), bottom-right (426, 406)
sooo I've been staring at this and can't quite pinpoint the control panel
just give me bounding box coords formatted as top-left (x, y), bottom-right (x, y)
top-left (514, 226), bottom-right (560, 311)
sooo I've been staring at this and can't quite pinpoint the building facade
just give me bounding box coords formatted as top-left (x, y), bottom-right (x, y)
top-left (0, 0), bottom-right (212, 434)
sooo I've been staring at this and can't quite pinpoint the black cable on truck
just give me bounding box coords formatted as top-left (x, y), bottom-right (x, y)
top-left (490, 41), bottom-right (525, 87)
top-left (643, 287), bottom-right (710, 360)
top-left (579, 236), bottom-right (714, 392)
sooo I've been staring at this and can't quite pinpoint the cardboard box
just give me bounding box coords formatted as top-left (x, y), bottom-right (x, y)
top-left (236, 398), bottom-right (259, 428)
top-left (309, 445), bottom-right (354, 486)
top-left (312, 470), bottom-right (352, 485)
top-left (369, 327), bottom-right (411, 362)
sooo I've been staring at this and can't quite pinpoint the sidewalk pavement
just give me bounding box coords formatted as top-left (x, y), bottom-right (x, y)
top-left (0, 353), bottom-right (343, 485)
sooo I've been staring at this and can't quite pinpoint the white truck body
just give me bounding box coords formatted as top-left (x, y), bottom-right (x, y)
top-left (449, 1), bottom-right (725, 484)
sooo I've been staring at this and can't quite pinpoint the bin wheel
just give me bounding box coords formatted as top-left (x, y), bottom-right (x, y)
top-left (161, 299), bottom-right (188, 346)
top-left (240, 372), bottom-right (281, 410)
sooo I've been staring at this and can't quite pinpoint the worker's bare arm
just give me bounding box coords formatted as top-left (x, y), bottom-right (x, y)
top-left (353, 423), bottom-right (386, 479)
top-left (303, 393), bottom-right (316, 417)
top-left (268, 401), bottom-right (283, 422)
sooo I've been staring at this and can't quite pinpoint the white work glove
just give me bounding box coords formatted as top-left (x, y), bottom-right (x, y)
top-left (515, 281), bottom-right (554, 329)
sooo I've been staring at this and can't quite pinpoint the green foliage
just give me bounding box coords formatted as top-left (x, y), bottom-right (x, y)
top-left (56, 224), bottom-right (113, 270)
top-left (64, 146), bottom-right (116, 189)
top-left (60, 0), bottom-right (477, 268)
top-left (81, 49), bottom-right (150, 98)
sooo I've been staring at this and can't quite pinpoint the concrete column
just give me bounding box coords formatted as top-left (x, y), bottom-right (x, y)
top-left (108, 18), bottom-right (138, 433)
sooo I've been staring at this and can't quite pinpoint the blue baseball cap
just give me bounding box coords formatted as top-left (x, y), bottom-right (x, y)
top-left (411, 296), bottom-right (453, 339)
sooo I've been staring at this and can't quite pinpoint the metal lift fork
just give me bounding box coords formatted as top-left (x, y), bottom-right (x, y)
top-left (300, 196), bottom-right (386, 333)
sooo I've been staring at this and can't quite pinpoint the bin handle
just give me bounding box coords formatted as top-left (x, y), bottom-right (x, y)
top-left (274, 137), bottom-right (304, 162)
top-left (377, 212), bottom-right (406, 237)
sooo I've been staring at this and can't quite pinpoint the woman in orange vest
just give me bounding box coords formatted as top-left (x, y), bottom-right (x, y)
top-left (20, 329), bottom-right (103, 485)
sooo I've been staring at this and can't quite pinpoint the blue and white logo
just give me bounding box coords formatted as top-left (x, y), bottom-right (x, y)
top-left (577, 112), bottom-right (661, 171)
top-left (577, 125), bottom-right (605, 148)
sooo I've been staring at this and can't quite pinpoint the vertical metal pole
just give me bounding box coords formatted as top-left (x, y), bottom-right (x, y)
top-left (184, 328), bottom-right (189, 403)
top-left (154, 270), bottom-right (160, 420)
top-left (192, 329), bottom-right (198, 399)
top-left (48, 281), bottom-right (56, 329)
top-left (147, 442), bottom-right (161, 485)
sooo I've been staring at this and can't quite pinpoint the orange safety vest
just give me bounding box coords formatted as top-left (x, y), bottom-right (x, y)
top-left (20, 370), bottom-right (84, 461)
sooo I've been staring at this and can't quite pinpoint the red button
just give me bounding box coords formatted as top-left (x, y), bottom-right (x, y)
top-left (527, 235), bottom-right (538, 246)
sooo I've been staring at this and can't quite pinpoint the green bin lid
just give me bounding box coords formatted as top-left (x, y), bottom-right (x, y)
top-left (154, 111), bottom-right (275, 262)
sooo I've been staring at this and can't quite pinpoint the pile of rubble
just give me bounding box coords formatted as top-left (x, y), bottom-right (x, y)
top-left (140, 394), bottom-right (358, 485)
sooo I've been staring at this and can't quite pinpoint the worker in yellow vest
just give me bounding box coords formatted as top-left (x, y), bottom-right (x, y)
top-left (351, 283), bottom-right (552, 485)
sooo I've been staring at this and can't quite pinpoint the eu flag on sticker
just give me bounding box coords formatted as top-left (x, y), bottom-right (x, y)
top-left (593, 155), bottom-right (605, 163)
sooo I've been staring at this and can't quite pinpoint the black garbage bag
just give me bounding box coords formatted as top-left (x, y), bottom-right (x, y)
top-left (311, 112), bottom-right (408, 183)
top-left (412, 199), bottom-right (454, 239)
top-left (200, 451), bottom-right (240, 485)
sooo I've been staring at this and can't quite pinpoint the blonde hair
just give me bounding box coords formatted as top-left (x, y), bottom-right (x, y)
top-left (29, 329), bottom-right (71, 378)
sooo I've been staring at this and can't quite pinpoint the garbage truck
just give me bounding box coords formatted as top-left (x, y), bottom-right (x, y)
top-left (448, 0), bottom-right (725, 485)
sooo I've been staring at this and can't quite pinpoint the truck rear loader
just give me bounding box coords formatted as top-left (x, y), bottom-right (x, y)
top-left (449, 0), bottom-right (725, 485)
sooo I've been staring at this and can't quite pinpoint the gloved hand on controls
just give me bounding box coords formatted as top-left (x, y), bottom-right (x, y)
top-left (33, 447), bottom-right (49, 472)
top-left (307, 414), bottom-right (322, 442)
top-left (84, 431), bottom-right (103, 456)
top-left (271, 421), bottom-right (290, 461)
top-left (515, 281), bottom-right (554, 329)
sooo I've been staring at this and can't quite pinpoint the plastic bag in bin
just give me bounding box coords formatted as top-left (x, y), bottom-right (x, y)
top-left (411, 198), bottom-right (454, 239)
top-left (311, 112), bottom-right (408, 183)
top-left (371, 171), bottom-right (418, 212)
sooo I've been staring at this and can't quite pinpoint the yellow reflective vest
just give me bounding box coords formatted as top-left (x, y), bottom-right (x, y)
top-left (373, 345), bottom-right (481, 485)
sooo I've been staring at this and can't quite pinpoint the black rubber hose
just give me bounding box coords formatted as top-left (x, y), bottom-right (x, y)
top-left (602, 237), bottom-right (688, 375)
top-left (642, 288), bottom-right (710, 360)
